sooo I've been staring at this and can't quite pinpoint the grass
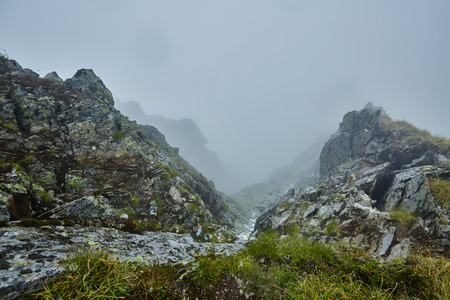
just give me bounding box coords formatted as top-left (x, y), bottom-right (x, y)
top-left (380, 116), bottom-right (450, 156)
top-left (33, 248), bottom-right (178, 299)
top-left (389, 207), bottom-right (418, 227)
top-left (28, 229), bottom-right (450, 299)
top-left (428, 176), bottom-right (450, 208)
top-left (324, 218), bottom-right (341, 237)
top-left (111, 130), bottom-right (122, 142)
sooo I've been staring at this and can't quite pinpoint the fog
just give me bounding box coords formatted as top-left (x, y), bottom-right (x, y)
top-left (1, 1), bottom-right (449, 193)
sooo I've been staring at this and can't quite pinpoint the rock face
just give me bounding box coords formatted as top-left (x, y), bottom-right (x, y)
top-left (0, 55), bottom-right (248, 242)
top-left (255, 103), bottom-right (450, 261)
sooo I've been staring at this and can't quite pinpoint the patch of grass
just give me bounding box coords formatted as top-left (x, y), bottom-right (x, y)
top-left (278, 201), bottom-right (292, 211)
top-left (428, 176), bottom-right (450, 208)
top-left (324, 218), bottom-right (341, 237)
top-left (189, 252), bottom-right (225, 291)
top-left (5, 122), bottom-right (18, 131)
top-left (155, 162), bottom-right (178, 179)
top-left (38, 190), bottom-right (52, 202)
top-left (37, 249), bottom-right (176, 299)
top-left (163, 224), bottom-right (186, 234)
top-left (111, 130), bottom-right (122, 142)
top-left (381, 116), bottom-right (450, 156)
top-left (117, 207), bottom-right (135, 219)
top-left (171, 156), bottom-right (199, 177)
top-left (390, 207), bottom-right (418, 227)
top-left (153, 196), bottom-right (163, 216)
top-left (130, 192), bottom-right (139, 206)
top-left (18, 155), bottom-right (34, 165)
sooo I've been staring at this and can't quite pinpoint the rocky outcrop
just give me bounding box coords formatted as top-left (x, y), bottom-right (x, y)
top-left (0, 55), bottom-right (248, 242)
top-left (255, 104), bottom-right (450, 261)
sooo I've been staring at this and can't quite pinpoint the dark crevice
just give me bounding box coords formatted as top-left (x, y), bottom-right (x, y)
top-left (372, 171), bottom-right (395, 211)
top-left (12, 96), bottom-right (30, 136)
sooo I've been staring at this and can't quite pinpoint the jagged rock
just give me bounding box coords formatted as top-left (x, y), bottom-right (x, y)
top-left (255, 104), bottom-right (450, 261)
top-left (44, 71), bottom-right (63, 84)
top-left (67, 69), bottom-right (114, 107)
top-left (382, 166), bottom-right (440, 218)
top-left (0, 191), bottom-right (12, 225)
top-left (115, 100), bottom-right (237, 192)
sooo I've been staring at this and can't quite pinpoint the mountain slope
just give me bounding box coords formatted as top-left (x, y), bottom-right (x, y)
top-left (0, 55), bottom-right (247, 242)
top-left (115, 100), bottom-right (237, 192)
top-left (255, 103), bottom-right (450, 260)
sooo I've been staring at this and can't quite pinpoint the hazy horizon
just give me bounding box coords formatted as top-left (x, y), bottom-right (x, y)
top-left (1, 1), bottom-right (449, 192)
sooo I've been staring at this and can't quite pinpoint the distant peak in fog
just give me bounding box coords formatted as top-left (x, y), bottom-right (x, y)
top-left (115, 99), bottom-right (240, 193)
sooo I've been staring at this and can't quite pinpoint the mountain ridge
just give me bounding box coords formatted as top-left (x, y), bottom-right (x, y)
top-left (255, 103), bottom-right (450, 261)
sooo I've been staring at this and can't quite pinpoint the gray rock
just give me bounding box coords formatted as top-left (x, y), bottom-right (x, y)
top-left (44, 71), bottom-right (63, 83)
top-left (50, 195), bottom-right (115, 220)
top-left (383, 167), bottom-right (438, 218)
top-left (0, 226), bottom-right (244, 298)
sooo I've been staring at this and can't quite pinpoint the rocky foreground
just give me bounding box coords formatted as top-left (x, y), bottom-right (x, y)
top-left (0, 225), bottom-right (243, 298)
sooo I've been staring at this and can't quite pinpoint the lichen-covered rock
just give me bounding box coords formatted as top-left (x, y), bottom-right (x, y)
top-left (0, 55), bottom-right (246, 242)
top-left (0, 225), bottom-right (244, 299)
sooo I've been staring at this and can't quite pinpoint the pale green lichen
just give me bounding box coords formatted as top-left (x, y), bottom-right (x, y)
top-left (66, 175), bottom-right (84, 194)
top-left (5, 183), bottom-right (27, 194)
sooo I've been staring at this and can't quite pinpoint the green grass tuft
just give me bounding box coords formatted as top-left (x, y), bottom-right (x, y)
top-left (428, 176), bottom-right (450, 208)
top-left (389, 207), bottom-right (418, 227)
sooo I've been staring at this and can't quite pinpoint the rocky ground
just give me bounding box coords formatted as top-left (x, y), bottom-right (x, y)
top-left (0, 224), bottom-right (245, 298)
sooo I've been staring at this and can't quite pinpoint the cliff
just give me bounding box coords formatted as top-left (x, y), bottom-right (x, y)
top-left (255, 103), bottom-right (450, 261)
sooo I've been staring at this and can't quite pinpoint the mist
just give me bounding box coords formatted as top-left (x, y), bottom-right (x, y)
top-left (1, 1), bottom-right (449, 193)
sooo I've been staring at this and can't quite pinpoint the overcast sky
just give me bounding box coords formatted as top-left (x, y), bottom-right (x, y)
top-left (1, 1), bottom-right (450, 191)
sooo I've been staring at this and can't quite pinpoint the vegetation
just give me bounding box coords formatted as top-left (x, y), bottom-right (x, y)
top-left (171, 156), bottom-right (200, 177)
top-left (130, 192), bottom-right (139, 206)
top-left (29, 229), bottom-right (449, 299)
top-left (428, 176), bottom-right (450, 208)
top-left (380, 116), bottom-right (450, 156)
top-left (155, 162), bottom-right (178, 179)
top-left (324, 218), bottom-right (341, 237)
top-left (111, 130), bottom-right (123, 142)
top-left (389, 207), bottom-right (418, 227)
